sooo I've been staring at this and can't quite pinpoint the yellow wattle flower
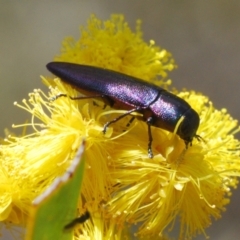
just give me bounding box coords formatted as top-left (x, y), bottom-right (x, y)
top-left (55, 14), bottom-right (175, 87)
top-left (106, 90), bottom-right (240, 239)
top-left (0, 14), bottom-right (239, 240)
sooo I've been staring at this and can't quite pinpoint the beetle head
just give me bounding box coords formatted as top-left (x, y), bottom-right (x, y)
top-left (177, 108), bottom-right (200, 146)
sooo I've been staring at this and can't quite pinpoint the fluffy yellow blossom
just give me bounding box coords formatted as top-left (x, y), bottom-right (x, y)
top-left (55, 14), bottom-right (176, 87)
top-left (0, 14), bottom-right (240, 240)
top-left (106, 91), bottom-right (240, 239)
top-left (75, 212), bottom-right (172, 240)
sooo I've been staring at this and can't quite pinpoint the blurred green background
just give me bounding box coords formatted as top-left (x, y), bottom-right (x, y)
top-left (0, 1), bottom-right (239, 239)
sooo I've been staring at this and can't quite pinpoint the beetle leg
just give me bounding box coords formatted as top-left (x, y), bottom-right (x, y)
top-left (93, 96), bottom-right (114, 109)
top-left (50, 93), bottom-right (67, 101)
top-left (64, 211), bottom-right (90, 230)
top-left (101, 96), bottom-right (115, 109)
top-left (121, 116), bottom-right (136, 132)
top-left (126, 116), bottom-right (135, 128)
top-left (51, 93), bottom-right (114, 108)
top-left (146, 117), bottom-right (154, 158)
top-left (103, 107), bottom-right (141, 134)
top-left (51, 94), bottom-right (106, 101)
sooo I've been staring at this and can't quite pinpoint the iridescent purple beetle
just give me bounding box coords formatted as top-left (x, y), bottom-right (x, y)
top-left (47, 62), bottom-right (200, 158)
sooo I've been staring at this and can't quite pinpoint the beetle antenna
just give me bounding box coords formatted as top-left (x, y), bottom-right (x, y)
top-left (195, 134), bottom-right (206, 144)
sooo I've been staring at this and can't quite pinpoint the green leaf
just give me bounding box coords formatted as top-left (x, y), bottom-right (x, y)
top-left (25, 142), bottom-right (86, 240)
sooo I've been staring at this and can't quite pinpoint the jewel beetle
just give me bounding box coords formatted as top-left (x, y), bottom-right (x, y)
top-left (47, 62), bottom-right (200, 158)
